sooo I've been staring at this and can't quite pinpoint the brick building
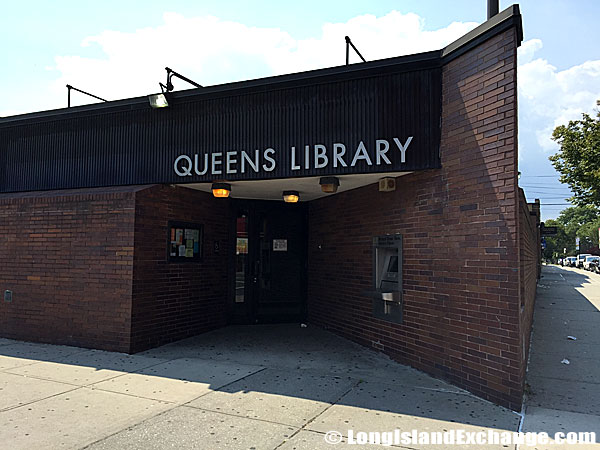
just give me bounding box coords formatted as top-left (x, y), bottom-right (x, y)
top-left (0, 6), bottom-right (540, 410)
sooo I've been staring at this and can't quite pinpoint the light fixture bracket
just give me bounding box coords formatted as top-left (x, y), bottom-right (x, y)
top-left (160, 67), bottom-right (203, 93)
top-left (66, 84), bottom-right (107, 108)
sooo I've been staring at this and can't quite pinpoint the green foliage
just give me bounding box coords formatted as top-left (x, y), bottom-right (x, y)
top-left (578, 219), bottom-right (600, 251)
top-left (546, 205), bottom-right (600, 256)
top-left (542, 219), bottom-right (573, 259)
top-left (550, 112), bottom-right (600, 207)
top-left (557, 205), bottom-right (599, 236)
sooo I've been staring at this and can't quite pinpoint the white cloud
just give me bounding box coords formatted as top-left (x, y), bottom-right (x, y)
top-left (518, 40), bottom-right (600, 152)
top-left (49, 11), bottom-right (478, 108)
top-left (517, 38), bottom-right (542, 65)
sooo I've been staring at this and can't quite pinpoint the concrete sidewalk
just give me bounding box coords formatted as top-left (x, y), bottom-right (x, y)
top-left (522, 265), bottom-right (600, 448)
top-left (0, 324), bottom-right (521, 449)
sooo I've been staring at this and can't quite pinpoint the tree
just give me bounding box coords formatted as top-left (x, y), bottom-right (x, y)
top-left (556, 205), bottom-right (599, 236)
top-left (578, 219), bottom-right (600, 252)
top-left (555, 205), bottom-right (600, 254)
top-left (550, 112), bottom-right (600, 208)
top-left (542, 219), bottom-right (571, 260)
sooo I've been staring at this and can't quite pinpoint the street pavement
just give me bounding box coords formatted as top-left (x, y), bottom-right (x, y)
top-left (522, 264), bottom-right (600, 449)
top-left (5, 266), bottom-right (598, 450)
top-left (0, 323), bottom-right (521, 449)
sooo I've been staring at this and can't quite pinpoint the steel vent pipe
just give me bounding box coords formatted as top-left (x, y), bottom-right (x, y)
top-left (487, 0), bottom-right (499, 19)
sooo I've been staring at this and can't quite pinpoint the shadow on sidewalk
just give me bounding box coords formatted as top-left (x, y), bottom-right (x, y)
top-left (1, 322), bottom-right (521, 434)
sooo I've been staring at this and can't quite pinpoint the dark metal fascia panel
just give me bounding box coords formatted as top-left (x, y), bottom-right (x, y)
top-left (0, 68), bottom-right (442, 193)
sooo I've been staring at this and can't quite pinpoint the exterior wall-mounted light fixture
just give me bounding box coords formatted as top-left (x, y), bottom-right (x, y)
top-left (282, 191), bottom-right (300, 203)
top-left (211, 182), bottom-right (231, 198)
top-left (319, 177), bottom-right (340, 194)
top-left (149, 93), bottom-right (169, 108)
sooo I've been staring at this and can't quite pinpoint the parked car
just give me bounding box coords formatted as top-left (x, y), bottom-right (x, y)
top-left (577, 254), bottom-right (592, 268)
top-left (566, 256), bottom-right (578, 267)
top-left (583, 255), bottom-right (599, 271)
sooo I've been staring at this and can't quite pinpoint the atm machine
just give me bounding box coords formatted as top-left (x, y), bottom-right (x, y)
top-left (363, 234), bottom-right (403, 323)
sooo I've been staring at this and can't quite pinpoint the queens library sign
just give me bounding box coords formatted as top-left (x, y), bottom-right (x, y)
top-left (173, 137), bottom-right (414, 178)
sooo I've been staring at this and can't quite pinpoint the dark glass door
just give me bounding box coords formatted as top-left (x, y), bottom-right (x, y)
top-left (230, 200), bottom-right (307, 324)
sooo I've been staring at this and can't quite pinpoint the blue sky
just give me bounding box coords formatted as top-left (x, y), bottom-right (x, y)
top-left (2, 0), bottom-right (599, 219)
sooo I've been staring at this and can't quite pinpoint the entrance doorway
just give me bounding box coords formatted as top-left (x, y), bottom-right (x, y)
top-left (231, 200), bottom-right (307, 324)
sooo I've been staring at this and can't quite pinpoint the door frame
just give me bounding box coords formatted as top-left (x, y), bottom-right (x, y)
top-left (228, 199), bottom-right (308, 324)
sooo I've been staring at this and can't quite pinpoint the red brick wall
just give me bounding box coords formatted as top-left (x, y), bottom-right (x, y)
top-left (130, 185), bottom-right (231, 352)
top-left (519, 190), bottom-right (540, 382)
top-left (308, 27), bottom-right (522, 409)
top-left (0, 185), bottom-right (232, 353)
top-left (0, 187), bottom-right (138, 352)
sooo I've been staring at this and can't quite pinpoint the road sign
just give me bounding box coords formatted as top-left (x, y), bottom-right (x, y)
top-left (541, 226), bottom-right (558, 236)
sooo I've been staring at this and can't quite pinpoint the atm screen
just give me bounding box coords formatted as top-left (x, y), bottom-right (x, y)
top-left (387, 256), bottom-right (398, 273)
top-left (380, 254), bottom-right (399, 290)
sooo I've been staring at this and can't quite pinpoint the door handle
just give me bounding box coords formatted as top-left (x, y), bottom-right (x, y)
top-left (253, 260), bottom-right (260, 283)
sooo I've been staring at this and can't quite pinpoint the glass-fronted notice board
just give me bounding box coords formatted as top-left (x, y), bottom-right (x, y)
top-left (168, 221), bottom-right (203, 262)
